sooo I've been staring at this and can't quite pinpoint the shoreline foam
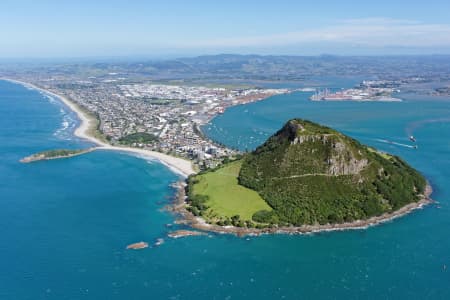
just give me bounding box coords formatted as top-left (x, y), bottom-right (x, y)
top-left (3, 78), bottom-right (433, 236)
top-left (2, 78), bottom-right (195, 177)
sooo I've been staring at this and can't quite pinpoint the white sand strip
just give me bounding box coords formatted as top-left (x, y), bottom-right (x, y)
top-left (2, 78), bottom-right (195, 177)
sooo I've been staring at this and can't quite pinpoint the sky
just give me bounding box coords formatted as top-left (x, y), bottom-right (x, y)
top-left (1, 0), bottom-right (450, 58)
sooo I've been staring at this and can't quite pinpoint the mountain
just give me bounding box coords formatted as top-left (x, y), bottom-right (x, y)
top-left (238, 119), bottom-right (427, 225)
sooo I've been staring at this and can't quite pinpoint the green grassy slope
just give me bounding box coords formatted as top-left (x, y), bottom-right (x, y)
top-left (188, 160), bottom-right (272, 224)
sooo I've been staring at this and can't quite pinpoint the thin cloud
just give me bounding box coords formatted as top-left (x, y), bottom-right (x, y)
top-left (182, 18), bottom-right (450, 48)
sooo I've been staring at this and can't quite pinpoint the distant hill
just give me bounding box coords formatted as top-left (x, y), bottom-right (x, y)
top-left (238, 119), bottom-right (427, 225)
top-left (8, 54), bottom-right (450, 83)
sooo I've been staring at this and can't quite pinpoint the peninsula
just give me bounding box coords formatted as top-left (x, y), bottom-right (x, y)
top-left (6, 78), bottom-right (287, 176)
top-left (310, 80), bottom-right (402, 102)
top-left (185, 119), bottom-right (432, 234)
top-left (8, 78), bottom-right (432, 235)
top-left (6, 79), bottom-right (196, 177)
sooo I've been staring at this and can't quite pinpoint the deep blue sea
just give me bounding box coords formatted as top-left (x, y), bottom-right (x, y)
top-left (1, 80), bottom-right (450, 299)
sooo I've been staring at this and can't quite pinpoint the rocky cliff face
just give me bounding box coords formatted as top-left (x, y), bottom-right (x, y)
top-left (291, 133), bottom-right (368, 176)
top-left (265, 119), bottom-right (370, 178)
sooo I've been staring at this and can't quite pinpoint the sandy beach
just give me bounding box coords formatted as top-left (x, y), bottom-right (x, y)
top-left (4, 77), bottom-right (433, 236)
top-left (3, 78), bottom-right (196, 177)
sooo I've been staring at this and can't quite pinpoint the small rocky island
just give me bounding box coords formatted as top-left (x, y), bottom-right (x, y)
top-left (167, 230), bottom-right (206, 238)
top-left (126, 241), bottom-right (149, 250)
top-left (20, 148), bottom-right (96, 163)
top-left (185, 119), bottom-right (431, 233)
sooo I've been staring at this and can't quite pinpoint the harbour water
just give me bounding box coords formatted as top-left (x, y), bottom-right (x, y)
top-left (1, 80), bottom-right (450, 299)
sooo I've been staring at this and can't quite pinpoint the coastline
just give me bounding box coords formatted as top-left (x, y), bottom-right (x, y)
top-left (172, 182), bottom-right (433, 236)
top-left (311, 98), bottom-right (403, 102)
top-left (4, 78), bottom-right (434, 236)
top-left (2, 78), bottom-right (195, 177)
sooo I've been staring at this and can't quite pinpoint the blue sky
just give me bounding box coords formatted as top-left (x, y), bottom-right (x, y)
top-left (1, 0), bottom-right (450, 58)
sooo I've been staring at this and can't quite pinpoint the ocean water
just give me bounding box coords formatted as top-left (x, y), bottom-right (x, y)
top-left (1, 80), bottom-right (450, 299)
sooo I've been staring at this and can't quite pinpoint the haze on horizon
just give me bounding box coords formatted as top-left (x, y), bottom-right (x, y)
top-left (2, 0), bottom-right (450, 59)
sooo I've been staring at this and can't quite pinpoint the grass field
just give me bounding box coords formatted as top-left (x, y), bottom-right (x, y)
top-left (191, 160), bottom-right (272, 221)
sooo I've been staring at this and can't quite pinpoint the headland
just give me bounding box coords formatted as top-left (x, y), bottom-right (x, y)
top-left (6, 78), bottom-right (433, 236)
top-left (180, 119), bottom-right (433, 236)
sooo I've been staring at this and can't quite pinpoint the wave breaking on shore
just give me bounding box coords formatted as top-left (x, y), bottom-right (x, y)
top-left (2, 78), bottom-right (195, 178)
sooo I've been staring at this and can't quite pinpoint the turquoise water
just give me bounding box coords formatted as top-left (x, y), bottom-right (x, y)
top-left (1, 80), bottom-right (450, 299)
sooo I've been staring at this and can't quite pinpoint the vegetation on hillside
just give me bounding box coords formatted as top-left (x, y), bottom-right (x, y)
top-left (238, 119), bottom-right (427, 225)
top-left (187, 119), bottom-right (427, 228)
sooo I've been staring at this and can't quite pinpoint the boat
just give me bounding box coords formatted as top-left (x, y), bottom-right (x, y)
top-left (410, 135), bottom-right (417, 142)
